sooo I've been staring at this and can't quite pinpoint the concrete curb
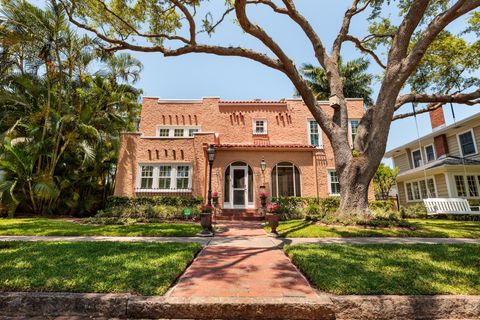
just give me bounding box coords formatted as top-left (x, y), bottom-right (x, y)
top-left (1, 292), bottom-right (480, 319)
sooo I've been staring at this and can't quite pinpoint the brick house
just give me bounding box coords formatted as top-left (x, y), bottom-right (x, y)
top-left (385, 108), bottom-right (480, 206)
top-left (114, 97), bottom-right (371, 211)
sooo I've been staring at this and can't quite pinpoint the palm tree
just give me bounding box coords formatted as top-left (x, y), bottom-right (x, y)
top-left (299, 58), bottom-right (374, 106)
top-left (0, 0), bottom-right (142, 216)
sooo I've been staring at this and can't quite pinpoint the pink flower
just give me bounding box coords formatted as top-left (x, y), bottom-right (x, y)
top-left (259, 192), bottom-right (268, 199)
top-left (212, 192), bottom-right (219, 197)
top-left (201, 204), bottom-right (213, 213)
top-left (266, 203), bottom-right (280, 213)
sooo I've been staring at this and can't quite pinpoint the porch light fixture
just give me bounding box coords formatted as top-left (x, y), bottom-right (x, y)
top-left (207, 145), bottom-right (216, 162)
top-left (329, 94), bottom-right (341, 108)
top-left (260, 157), bottom-right (267, 172)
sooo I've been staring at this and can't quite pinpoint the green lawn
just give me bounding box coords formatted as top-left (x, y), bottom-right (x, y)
top-left (269, 219), bottom-right (480, 238)
top-left (0, 218), bottom-right (201, 237)
top-left (0, 241), bottom-right (200, 295)
top-left (286, 244), bottom-right (480, 295)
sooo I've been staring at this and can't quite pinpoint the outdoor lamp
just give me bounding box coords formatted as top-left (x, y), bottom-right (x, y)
top-left (260, 157), bottom-right (266, 172)
top-left (329, 94), bottom-right (341, 108)
top-left (207, 145), bottom-right (215, 162)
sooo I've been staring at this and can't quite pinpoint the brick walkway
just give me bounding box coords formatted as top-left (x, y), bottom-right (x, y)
top-left (167, 221), bottom-right (319, 299)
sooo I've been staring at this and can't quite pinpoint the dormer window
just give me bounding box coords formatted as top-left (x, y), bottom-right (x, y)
top-left (424, 144), bottom-right (436, 162)
top-left (253, 119), bottom-right (267, 135)
top-left (457, 129), bottom-right (477, 157)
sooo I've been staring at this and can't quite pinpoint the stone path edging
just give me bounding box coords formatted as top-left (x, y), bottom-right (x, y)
top-left (2, 292), bottom-right (480, 320)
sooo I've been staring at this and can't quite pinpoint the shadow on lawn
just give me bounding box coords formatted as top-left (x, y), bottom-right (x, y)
top-left (286, 243), bottom-right (480, 295)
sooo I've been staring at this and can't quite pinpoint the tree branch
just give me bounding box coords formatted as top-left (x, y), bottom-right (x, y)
top-left (395, 89), bottom-right (480, 111)
top-left (332, 0), bottom-right (370, 62)
top-left (344, 35), bottom-right (386, 69)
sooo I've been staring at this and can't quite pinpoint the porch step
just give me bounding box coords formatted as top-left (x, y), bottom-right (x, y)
top-left (214, 209), bottom-right (265, 221)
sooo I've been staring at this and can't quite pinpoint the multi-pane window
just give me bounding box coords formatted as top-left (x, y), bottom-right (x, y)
top-left (158, 128), bottom-right (170, 137)
top-left (253, 120), bottom-right (267, 134)
top-left (454, 175), bottom-right (480, 198)
top-left (405, 178), bottom-right (436, 201)
top-left (271, 162), bottom-right (301, 197)
top-left (174, 128), bottom-right (184, 137)
top-left (411, 149), bottom-right (423, 168)
top-left (138, 164), bottom-right (192, 191)
top-left (176, 165), bottom-right (190, 189)
top-left (308, 120), bottom-right (322, 148)
top-left (158, 165), bottom-right (172, 189)
top-left (455, 175), bottom-right (466, 197)
top-left (349, 120), bottom-right (359, 146)
top-left (424, 145), bottom-right (436, 162)
top-left (156, 127), bottom-right (201, 137)
top-left (188, 128), bottom-right (199, 137)
top-left (458, 130), bottom-right (477, 156)
top-left (140, 165), bottom-right (154, 189)
top-left (329, 171), bottom-right (340, 195)
top-left (467, 176), bottom-right (479, 197)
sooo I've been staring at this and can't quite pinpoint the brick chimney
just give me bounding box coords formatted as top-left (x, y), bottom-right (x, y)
top-left (429, 106), bottom-right (446, 131)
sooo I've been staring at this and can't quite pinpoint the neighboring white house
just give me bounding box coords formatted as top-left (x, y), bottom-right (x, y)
top-left (385, 108), bottom-right (480, 206)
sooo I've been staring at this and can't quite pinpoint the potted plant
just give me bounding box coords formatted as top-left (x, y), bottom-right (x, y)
top-left (259, 192), bottom-right (268, 208)
top-left (212, 192), bottom-right (219, 206)
top-left (198, 204), bottom-right (213, 236)
top-left (265, 203), bottom-right (281, 236)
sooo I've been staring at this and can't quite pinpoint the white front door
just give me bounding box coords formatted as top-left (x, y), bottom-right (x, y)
top-left (231, 166), bottom-right (248, 209)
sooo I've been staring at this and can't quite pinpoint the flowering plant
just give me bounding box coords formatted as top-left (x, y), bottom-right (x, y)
top-left (201, 204), bottom-right (213, 213)
top-left (259, 192), bottom-right (268, 199)
top-left (266, 203), bottom-right (280, 214)
top-left (212, 191), bottom-right (219, 198)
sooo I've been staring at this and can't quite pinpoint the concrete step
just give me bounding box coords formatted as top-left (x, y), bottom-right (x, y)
top-left (215, 209), bottom-right (265, 221)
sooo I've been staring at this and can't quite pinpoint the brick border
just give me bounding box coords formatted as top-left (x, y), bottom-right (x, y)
top-left (1, 292), bottom-right (480, 319)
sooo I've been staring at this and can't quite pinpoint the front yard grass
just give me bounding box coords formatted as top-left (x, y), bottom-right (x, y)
top-left (285, 243), bottom-right (480, 295)
top-left (0, 241), bottom-right (200, 295)
top-left (270, 219), bottom-right (480, 238)
top-left (0, 218), bottom-right (201, 237)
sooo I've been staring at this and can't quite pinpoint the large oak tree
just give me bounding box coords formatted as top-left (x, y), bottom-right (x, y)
top-left (59, 0), bottom-right (480, 215)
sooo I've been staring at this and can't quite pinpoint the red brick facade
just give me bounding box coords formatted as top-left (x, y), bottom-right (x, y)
top-left (114, 97), bottom-right (374, 208)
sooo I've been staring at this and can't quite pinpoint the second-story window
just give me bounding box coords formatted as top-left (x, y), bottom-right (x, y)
top-left (411, 149), bottom-right (423, 168)
top-left (349, 120), bottom-right (360, 146)
top-left (253, 120), bottom-right (267, 134)
top-left (458, 130), bottom-right (477, 157)
top-left (308, 120), bottom-right (323, 148)
top-left (188, 128), bottom-right (199, 137)
top-left (174, 128), bottom-right (184, 137)
top-left (159, 128), bottom-right (170, 137)
top-left (424, 144), bottom-right (436, 162)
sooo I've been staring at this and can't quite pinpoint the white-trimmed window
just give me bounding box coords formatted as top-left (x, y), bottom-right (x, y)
top-left (349, 120), bottom-right (360, 146)
top-left (454, 174), bottom-right (480, 198)
top-left (158, 128), bottom-right (170, 137)
top-left (405, 177), bottom-right (436, 202)
top-left (411, 149), bottom-right (423, 168)
top-left (253, 119), bottom-right (267, 134)
top-left (328, 170), bottom-right (340, 195)
top-left (424, 144), bottom-right (436, 163)
top-left (308, 119), bottom-right (323, 148)
top-left (137, 164), bottom-right (192, 191)
top-left (156, 126), bottom-right (201, 138)
top-left (140, 165), bottom-right (154, 189)
top-left (457, 129), bottom-right (477, 157)
top-left (271, 162), bottom-right (301, 197)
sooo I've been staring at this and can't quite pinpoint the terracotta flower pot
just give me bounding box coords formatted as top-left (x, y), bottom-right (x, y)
top-left (266, 213), bottom-right (279, 235)
top-left (200, 212), bottom-right (213, 232)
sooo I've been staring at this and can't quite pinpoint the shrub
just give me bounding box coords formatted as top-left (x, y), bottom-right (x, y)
top-left (105, 195), bottom-right (203, 209)
top-left (271, 196), bottom-right (305, 220)
top-left (369, 200), bottom-right (393, 212)
top-left (400, 203), bottom-right (427, 219)
top-left (303, 202), bottom-right (322, 221)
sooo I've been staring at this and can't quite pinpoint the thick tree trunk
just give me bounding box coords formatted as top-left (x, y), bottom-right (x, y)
top-left (337, 160), bottom-right (373, 217)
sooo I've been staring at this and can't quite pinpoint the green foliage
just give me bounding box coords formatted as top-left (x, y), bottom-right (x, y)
top-left (373, 164), bottom-right (399, 200)
top-left (298, 58), bottom-right (374, 106)
top-left (105, 195), bottom-right (203, 209)
top-left (369, 200), bottom-right (394, 211)
top-left (400, 203), bottom-right (427, 219)
top-left (286, 244), bottom-right (480, 294)
top-left (0, 1), bottom-right (142, 216)
top-left (0, 241), bottom-right (200, 295)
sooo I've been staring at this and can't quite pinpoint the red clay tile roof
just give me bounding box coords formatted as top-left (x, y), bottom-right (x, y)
top-left (218, 100), bottom-right (287, 106)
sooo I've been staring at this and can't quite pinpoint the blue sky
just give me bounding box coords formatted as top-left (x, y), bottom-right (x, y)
top-left (123, 1), bottom-right (479, 162)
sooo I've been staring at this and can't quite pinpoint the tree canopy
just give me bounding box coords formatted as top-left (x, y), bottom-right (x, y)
top-left (0, 0), bottom-right (142, 216)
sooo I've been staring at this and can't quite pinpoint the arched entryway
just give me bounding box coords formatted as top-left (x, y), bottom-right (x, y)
top-left (224, 161), bottom-right (254, 209)
top-left (271, 162), bottom-right (301, 197)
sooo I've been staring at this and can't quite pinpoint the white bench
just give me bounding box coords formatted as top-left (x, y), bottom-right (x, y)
top-left (423, 198), bottom-right (480, 215)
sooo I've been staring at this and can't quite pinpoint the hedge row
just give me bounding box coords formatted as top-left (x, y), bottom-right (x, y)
top-left (105, 195), bottom-right (203, 209)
